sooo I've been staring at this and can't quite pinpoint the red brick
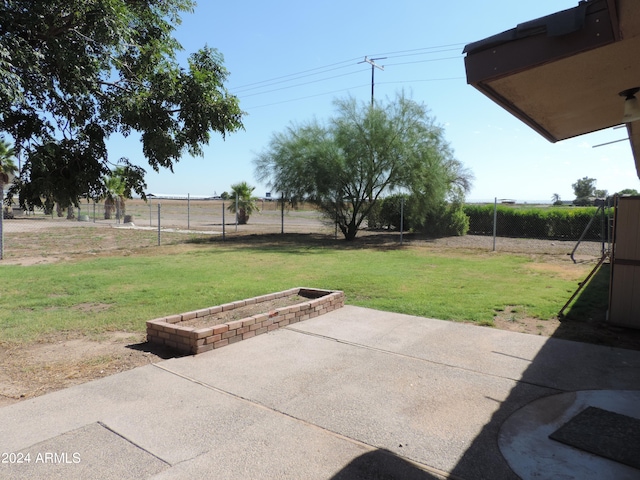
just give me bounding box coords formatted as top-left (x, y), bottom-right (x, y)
top-left (161, 324), bottom-right (177, 333)
top-left (278, 319), bottom-right (290, 327)
top-left (255, 327), bottom-right (268, 336)
top-left (172, 324), bottom-right (194, 334)
top-left (232, 300), bottom-right (247, 309)
top-left (253, 313), bottom-right (269, 323)
top-left (262, 319), bottom-right (274, 327)
top-left (205, 334), bottom-right (222, 345)
top-left (267, 324), bottom-right (278, 331)
top-left (222, 330), bottom-right (236, 339)
top-left (209, 306), bottom-right (222, 314)
top-left (298, 314), bottom-right (310, 322)
top-left (242, 318), bottom-right (256, 327)
top-left (221, 302), bottom-right (236, 311)
top-left (181, 311), bottom-right (197, 321)
top-left (176, 335), bottom-right (192, 345)
top-left (244, 297), bottom-right (257, 305)
top-left (228, 335), bottom-right (242, 344)
top-left (146, 319), bottom-right (165, 328)
top-left (196, 308), bottom-right (211, 318)
top-left (213, 324), bottom-right (229, 334)
top-left (213, 339), bottom-right (229, 349)
top-left (309, 312), bottom-right (319, 319)
top-left (195, 344), bottom-right (213, 354)
top-left (226, 319), bottom-right (244, 330)
top-left (165, 314), bottom-right (182, 324)
top-left (250, 323), bottom-right (262, 331)
top-left (191, 327), bottom-right (214, 340)
top-left (242, 331), bottom-right (256, 340)
top-left (159, 331), bottom-right (170, 340)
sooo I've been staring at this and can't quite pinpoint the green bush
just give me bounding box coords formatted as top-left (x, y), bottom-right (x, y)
top-left (422, 201), bottom-right (469, 237)
top-left (463, 204), bottom-right (607, 240)
top-left (373, 194), bottom-right (412, 231)
top-left (373, 194), bottom-right (468, 236)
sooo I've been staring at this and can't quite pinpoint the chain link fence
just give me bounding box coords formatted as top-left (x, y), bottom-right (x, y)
top-left (0, 197), bottom-right (610, 261)
top-left (0, 198), bottom-right (335, 260)
top-left (463, 200), bottom-right (612, 260)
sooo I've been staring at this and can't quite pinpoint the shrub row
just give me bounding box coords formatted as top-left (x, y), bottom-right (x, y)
top-left (463, 204), bottom-right (609, 240)
top-left (368, 194), bottom-right (469, 237)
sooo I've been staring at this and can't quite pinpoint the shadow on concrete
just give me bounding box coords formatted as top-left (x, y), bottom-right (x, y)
top-left (447, 260), bottom-right (640, 479)
top-left (331, 449), bottom-right (444, 480)
top-left (126, 341), bottom-right (189, 360)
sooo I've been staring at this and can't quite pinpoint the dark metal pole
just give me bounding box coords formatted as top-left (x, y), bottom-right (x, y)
top-left (359, 57), bottom-right (386, 107)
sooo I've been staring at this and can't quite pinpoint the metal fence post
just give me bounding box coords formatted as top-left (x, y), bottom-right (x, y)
top-left (187, 193), bottom-right (190, 231)
top-left (157, 203), bottom-right (161, 246)
top-left (281, 195), bottom-right (284, 234)
top-left (400, 196), bottom-right (404, 246)
top-left (492, 197), bottom-right (498, 252)
top-left (222, 202), bottom-right (225, 240)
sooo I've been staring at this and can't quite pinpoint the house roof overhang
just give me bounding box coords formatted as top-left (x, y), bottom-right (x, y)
top-left (463, 0), bottom-right (640, 178)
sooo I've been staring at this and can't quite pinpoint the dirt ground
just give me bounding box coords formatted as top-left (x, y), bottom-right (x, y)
top-left (0, 332), bottom-right (169, 407)
top-left (1, 213), bottom-right (638, 408)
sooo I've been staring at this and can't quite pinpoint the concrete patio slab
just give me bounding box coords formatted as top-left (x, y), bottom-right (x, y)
top-left (0, 305), bottom-right (638, 479)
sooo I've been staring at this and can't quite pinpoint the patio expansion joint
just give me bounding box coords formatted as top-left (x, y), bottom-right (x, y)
top-left (285, 326), bottom-right (567, 394)
top-left (97, 420), bottom-right (172, 467)
top-left (151, 362), bottom-right (457, 480)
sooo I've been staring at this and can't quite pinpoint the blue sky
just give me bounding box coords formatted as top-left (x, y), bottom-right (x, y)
top-left (109, 0), bottom-right (640, 202)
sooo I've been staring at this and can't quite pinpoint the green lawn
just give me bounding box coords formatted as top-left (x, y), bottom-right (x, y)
top-left (0, 242), bottom-right (588, 343)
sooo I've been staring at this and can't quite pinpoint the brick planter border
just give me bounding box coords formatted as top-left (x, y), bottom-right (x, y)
top-left (146, 287), bottom-right (344, 355)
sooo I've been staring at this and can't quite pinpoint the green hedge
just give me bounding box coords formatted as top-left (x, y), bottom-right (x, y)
top-left (463, 205), bottom-right (608, 240)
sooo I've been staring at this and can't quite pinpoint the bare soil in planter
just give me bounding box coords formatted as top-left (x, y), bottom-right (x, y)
top-left (179, 294), bottom-right (307, 329)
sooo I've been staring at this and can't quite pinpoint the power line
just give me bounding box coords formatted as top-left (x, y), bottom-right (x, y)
top-left (233, 43), bottom-right (467, 109)
top-left (233, 63), bottom-right (364, 94)
top-left (230, 43), bottom-right (466, 96)
top-left (385, 56), bottom-right (463, 67)
top-left (367, 42), bottom-right (467, 58)
top-left (232, 57), bottom-right (362, 92)
top-left (238, 67), bottom-right (368, 98)
top-left (245, 77), bottom-right (463, 110)
top-left (245, 83), bottom-right (371, 110)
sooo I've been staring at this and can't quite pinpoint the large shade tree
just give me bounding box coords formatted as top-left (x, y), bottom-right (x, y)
top-left (254, 92), bottom-right (472, 240)
top-left (0, 0), bottom-right (244, 211)
top-left (572, 176), bottom-right (597, 205)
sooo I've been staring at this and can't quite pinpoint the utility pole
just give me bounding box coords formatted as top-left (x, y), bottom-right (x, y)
top-left (359, 56), bottom-right (386, 107)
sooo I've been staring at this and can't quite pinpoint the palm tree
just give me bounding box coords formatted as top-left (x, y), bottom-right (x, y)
top-left (103, 167), bottom-right (127, 220)
top-left (227, 181), bottom-right (259, 224)
top-left (0, 138), bottom-right (18, 218)
top-left (551, 193), bottom-right (562, 206)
